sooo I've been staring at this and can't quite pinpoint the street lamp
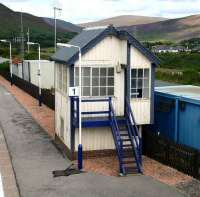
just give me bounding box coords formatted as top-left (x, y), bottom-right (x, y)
top-left (54, 7), bottom-right (62, 52)
top-left (57, 43), bottom-right (83, 170)
top-left (27, 42), bottom-right (42, 107)
top-left (0, 39), bottom-right (13, 86)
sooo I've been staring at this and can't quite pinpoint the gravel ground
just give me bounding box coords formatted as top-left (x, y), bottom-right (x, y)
top-left (176, 179), bottom-right (200, 197)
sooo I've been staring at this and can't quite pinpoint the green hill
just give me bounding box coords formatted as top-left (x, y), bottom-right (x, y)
top-left (0, 3), bottom-right (79, 47)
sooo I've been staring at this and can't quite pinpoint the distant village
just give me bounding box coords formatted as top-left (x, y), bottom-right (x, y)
top-left (152, 45), bottom-right (200, 53)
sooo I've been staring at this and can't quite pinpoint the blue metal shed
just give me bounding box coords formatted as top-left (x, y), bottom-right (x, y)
top-left (154, 85), bottom-right (200, 150)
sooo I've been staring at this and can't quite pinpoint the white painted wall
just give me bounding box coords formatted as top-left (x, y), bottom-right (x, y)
top-left (24, 60), bottom-right (55, 90)
top-left (55, 63), bottom-right (71, 149)
top-left (130, 46), bottom-right (152, 125)
top-left (74, 128), bottom-right (115, 151)
top-left (74, 36), bottom-right (127, 116)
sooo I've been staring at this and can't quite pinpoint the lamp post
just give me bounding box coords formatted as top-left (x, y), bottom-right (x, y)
top-left (54, 7), bottom-right (62, 52)
top-left (27, 42), bottom-right (42, 106)
top-left (57, 43), bottom-right (83, 170)
top-left (0, 40), bottom-right (13, 86)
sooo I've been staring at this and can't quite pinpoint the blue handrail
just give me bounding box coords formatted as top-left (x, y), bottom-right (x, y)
top-left (108, 97), bottom-right (124, 174)
top-left (125, 98), bottom-right (142, 168)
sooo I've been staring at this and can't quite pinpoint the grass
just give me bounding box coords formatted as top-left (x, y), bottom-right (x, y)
top-left (155, 52), bottom-right (200, 86)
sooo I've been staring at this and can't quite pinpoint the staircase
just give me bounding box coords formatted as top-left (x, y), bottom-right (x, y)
top-left (109, 97), bottom-right (142, 175)
top-left (71, 96), bottom-right (142, 175)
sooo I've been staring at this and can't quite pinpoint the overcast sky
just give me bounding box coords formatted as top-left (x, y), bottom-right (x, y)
top-left (1, 0), bottom-right (200, 24)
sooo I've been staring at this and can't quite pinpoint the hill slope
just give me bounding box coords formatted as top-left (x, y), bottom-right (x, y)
top-left (79, 15), bottom-right (167, 27)
top-left (122, 15), bottom-right (200, 42)
top-left (43, 17), bottom-right (82, 33)
top-left (0, 3), bottom-right (80, 46)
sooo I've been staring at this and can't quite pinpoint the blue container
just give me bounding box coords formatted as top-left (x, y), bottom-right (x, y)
top-left (154, 85), bottom-right (200, 150)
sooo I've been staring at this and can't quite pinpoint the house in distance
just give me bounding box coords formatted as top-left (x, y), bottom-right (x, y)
top-left (51, 25), bottom-right (159, 175)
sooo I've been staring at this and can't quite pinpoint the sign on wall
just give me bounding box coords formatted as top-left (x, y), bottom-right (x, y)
top-left (68, 87), bottom-right (79, 97)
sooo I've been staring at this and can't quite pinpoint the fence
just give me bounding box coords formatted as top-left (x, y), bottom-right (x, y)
top-left (143, 128), bottom-right (200, 179)
top-left (0, 71), bottom-right (55, 110)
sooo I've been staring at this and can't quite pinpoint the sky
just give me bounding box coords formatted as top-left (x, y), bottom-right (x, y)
top-left (1, 0), bottom-right (200, 24)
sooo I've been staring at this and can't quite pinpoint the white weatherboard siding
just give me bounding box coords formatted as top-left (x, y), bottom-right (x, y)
top-left (74, 128), bottom-right (115, 151)
top-left (130, 46), bottom-right (152, 125)
top-left (55, 64), bottom-right (71, 149)
top-left (74, 36), bottom-right (127, 117)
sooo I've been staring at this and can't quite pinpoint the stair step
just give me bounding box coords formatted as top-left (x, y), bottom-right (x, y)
top-left (123, 153), bottom-right (134, 158)
top-left (121, 138), bottom-right (131, 142)
top-left (124, 166), bottom-right (138, 174)
top-left (120, 133), bottom-right (129, 137)
top-left (122, 144), bottom-right (132, 148)
top-left (122, 160), bottom-right (135, 164)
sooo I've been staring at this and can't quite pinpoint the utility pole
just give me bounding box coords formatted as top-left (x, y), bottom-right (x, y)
top-left (54, 7), bottom-right (62, 52)
top-left (20, 11), bottom-right (24, 60)
top-left (27, 28), bottom-right (30, 53)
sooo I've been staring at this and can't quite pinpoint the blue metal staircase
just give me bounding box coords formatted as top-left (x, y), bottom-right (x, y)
top-left (71, 96), bottom-right (142, 175)
top-left (109, 97), bottom-right (142, 175)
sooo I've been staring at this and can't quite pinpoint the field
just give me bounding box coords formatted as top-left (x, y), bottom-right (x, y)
top-left (156, 52), bottom-right (200, 86)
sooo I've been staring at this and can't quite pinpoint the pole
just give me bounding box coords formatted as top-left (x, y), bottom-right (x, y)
top-left (9, 42), bottom-right (13, 86)
top-left (54, 7), bottom-right (57, 52)
top-left (38, 44), bottom-right (42, 106)
top-left (78, 48), bottom-right (83, 170)
top-left (27, 28), bottom-right (30, 53)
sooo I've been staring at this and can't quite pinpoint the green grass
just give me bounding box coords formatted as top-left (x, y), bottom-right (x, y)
top-left (156, 52), bottom-right (200, 85)
top-left (157, 52), bottom-right (200, 72)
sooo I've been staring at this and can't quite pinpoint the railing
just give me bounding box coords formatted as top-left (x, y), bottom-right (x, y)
top-left (108, 97), bottom-right (124, 174)
top-left (71, 97), bottom-right (111, 127)
top-left (125, 98), bottom-right (142, 169)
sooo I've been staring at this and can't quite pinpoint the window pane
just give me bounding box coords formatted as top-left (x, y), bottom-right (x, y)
top-left (92, 68), bottom-right (99, 76)
top-left (138, 69), bottom-right (143, 78)
top-left (131, 69), bottom-right (137, 78)
top-left (108, 68), bottom-right (114, 76)
top-left (92, 87), bottom-right (99, 96)
top-left (75, 77), bottom-right (79, 86)
top-left (83, 68), bottom-right (90, 77)
top-left (108, 87), bottom-right (114, 96)
top-left (137, 89), bottom-right (142, 98)
top-left (143, 88), bottom-right (149, 98)
top-left (75, 68), bottom-right (79, 77)
top-left (138, 79), bottom-right (143, 89)
top-left (100, 77), bottom-right (106, 86)
top-left (131, 88), bottom-right (138, 98)
top-left (82, 87), bottom-right (90, 96)
top-left (108, 77), bottom-right (114, 86)
top-left (92, 77), bottom-right (99, 86)
top-left (83, 77), bottom-right (90, 86)
top-left (100, 87), bottom-right (106, 96)
top-left (144, 79), bottom-right (149, 88)
top-left (144, 69), bottom-right (149, 78)
top-left (131, 79), bottom-right (137, 88)
top-left (100, 68), bottom-right (106, 76)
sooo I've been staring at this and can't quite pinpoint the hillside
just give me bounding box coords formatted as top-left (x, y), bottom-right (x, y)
top-left (79, 15), bottom-right (167, 28)
top-left (43, 18), bottom-right (82, 33)
top-left (0, 3), bottom-right (80, 46)
top-left (122, 15), bottom-right (200, 42)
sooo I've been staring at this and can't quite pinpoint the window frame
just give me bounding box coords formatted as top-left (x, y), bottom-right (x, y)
top-left (130, 68), bottom-right (151, 100)
top-left (74, 66), bottom-right (115, 97)
top-left (55, 64), bottom-right (68, 96)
